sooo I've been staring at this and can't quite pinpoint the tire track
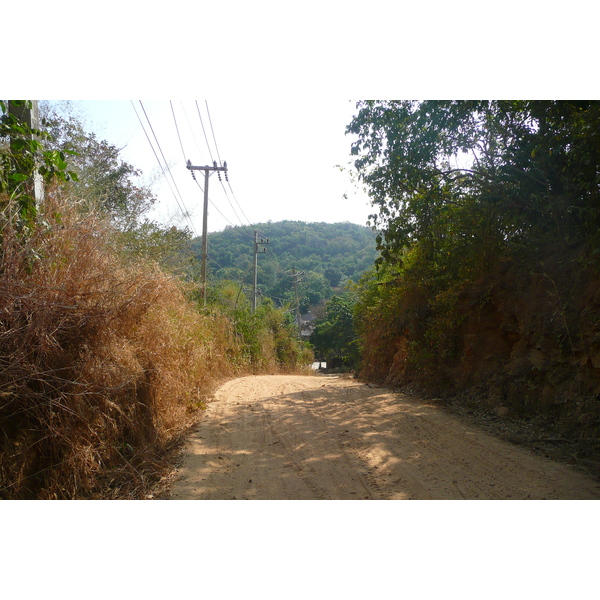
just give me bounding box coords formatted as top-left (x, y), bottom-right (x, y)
top-left (170, 375), bottom-right (600, 500)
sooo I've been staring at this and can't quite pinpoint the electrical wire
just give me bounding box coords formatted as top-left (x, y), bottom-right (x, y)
top-left (225, 179), bottom-right (253, 227)
top-left (191, 177), bottom-right (236, 229)
top-left (203, 100), bottom-right (244, 225)
top-left (205, 100), bottom-right (223, 166)
top-left (170, 100), bottom-right (187, 163)
top-left (130, 101), bottom-right (197, 235)
top-left (171, 102), bottom-right (230, 237)
top-left (180, 101), bottom-right (207, 165)
top-left (203, 101), bottom-right (253, 228)
top-left (216, 175), bottom-right (246, 228)
top-left (188, 100), bottom-right (250, 229)
top-left (195, 100), bottom-right (215, 164)
top-left (195, 182), bottom-right (256, 243)
top-left (139, 101), bottom-right (189, 211)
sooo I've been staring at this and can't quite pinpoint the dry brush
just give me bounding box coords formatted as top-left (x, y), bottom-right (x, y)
top-left (0, 188), bottom-right (244, 499)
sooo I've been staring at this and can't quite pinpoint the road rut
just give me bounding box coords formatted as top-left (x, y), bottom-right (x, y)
top-left (170, 375), bottom-right (600, 500)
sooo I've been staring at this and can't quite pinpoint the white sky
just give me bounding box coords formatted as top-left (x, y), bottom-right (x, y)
top-left (61, 99), bottom-right (372, 234)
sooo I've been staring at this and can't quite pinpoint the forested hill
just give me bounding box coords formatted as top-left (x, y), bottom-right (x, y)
top-left (192, 221), bottom-right (378, 309)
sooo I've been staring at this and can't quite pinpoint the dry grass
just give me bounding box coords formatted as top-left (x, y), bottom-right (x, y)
top-left (0, 187), bottom-right (243, 499)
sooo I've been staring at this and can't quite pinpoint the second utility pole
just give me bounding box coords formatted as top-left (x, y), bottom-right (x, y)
top-left (291, 267), bottom-right (303, 335)
top-left (253, 231), bottom-right (270, 312)
top-left (187, 160), bottom-right (227, 306)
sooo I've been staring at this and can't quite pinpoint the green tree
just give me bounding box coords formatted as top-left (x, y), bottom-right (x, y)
top-left (208, 280), bottom-right (311, 370)
top-left (1, 100), bottom-right (78, 225)
top-left (347, 100), bottom-right (600, 264)
top-left (37, 103), bottom-right (198, 274)
top-left (200, 221), bottom-right (379, 309)
top-left (299, 270), bottom-right (331, 312)
top-left (40, 104), bottom-right (156, 230)
top-left (348, 100), bottom-right (600, 384)
top-left (310, 294), bottom-right (359, 368)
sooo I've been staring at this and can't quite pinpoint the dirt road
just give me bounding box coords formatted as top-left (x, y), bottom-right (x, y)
top-left (169, 374), bottom-right (600, 500)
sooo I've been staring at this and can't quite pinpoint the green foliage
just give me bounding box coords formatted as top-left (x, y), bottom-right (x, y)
top-left (348, 101), bottom-right (600, 260)
top-left (40, 103), bottom-right (156, 230)
top-left (196, 221), bottom-right (378, 310)
top-left (115, 221), bottom-right (196, 275)
top-left (349, 100), bottom-right (600, 385)
top-left (310, 292), bottom-right (359, 368)
top-left (207, 280), bottom-right (312, 371)
top-left (1, 100), bottom-right (78, 227)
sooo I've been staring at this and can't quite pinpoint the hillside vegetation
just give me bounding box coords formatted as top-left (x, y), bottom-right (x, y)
top-left (194, 221), bottom-right (378, 311)
top-left (349, 101), bottom-right (600, 464)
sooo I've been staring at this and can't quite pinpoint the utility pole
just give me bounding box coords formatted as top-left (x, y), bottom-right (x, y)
top-left (253, 230), bottom-right (269, 312)
top-left (291, 267), bottom-right (304, 335)
top-left (186, 160), bottom-right (228, 306)
top-left (8, 100), bottom-right (44, 206)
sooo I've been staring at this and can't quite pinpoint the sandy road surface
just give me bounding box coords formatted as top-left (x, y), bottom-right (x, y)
top-left (170, 375), bottom-right (600, 500)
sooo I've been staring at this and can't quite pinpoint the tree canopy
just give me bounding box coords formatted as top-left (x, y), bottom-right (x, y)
top-left (40, 103), bottom-right (157, 230)
top-left (348, 100), bottom-right (600, 266)
top-left (348, 100), bottom-right (600, 411)
top-left (197, 220), bottom-right (378, 311)
top-left (309, 293), bottom-right (359, 368)
top-left (1, 100), bottom-right (78, 224)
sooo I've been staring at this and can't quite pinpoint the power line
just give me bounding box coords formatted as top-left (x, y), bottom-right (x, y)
top-left (205, 100), bottom-right (223, 166)
top-left (180, 101), bottom-right (207, 164)
top-left (193, 101), bottom-right (249, 230)
top-left (191, 177), bottom-right (241, 232)
top-left (189, 175), bottom-right (257, 242)
top-left (195, 100), bottom-right (215, 164)
top-left (139, 101), bottom-right (188, 209)
top-left (203, 101), bottom-right (253, 228)
top-left (186, 101), bottom-right (244, 227)
top-left (219, 178), bottom-right (246, 227)
top-left (190, 102), bottom-right (288, 305)
top-left (172, 101), bottom-right (238, 236)
top-left (135, 101), bottom-right (197, 235)
top-left (173, 101), bottom-right (250, 239)
top-left (131, 101), bottom-right (196, 235)
top-left (225, 179), bottom-right (253, 227)
top-left (170, 100), bottom-right (187, 163)
top-left (132, 102), bottom-right (277, 304)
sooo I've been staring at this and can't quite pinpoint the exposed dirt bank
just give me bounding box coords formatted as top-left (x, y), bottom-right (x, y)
top-left (361, 247), bottom-right (600, 462)
top-left (167, 375), bottom-right (600, 500)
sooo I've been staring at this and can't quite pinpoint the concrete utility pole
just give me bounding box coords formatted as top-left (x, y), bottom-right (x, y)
top-left (186, 160), bottom-right (228, 306)
top-left (8, 100), bottom-right (44, 205)
top-left (253, 230), bottom-right (269, 312)
top-left (291, 267), bottom-right (304, 335)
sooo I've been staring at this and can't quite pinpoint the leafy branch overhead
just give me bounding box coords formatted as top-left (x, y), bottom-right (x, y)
top-left (347, 100), bottom-right (600, 264)
top-left (1, 101), bottom-right (78, 207)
